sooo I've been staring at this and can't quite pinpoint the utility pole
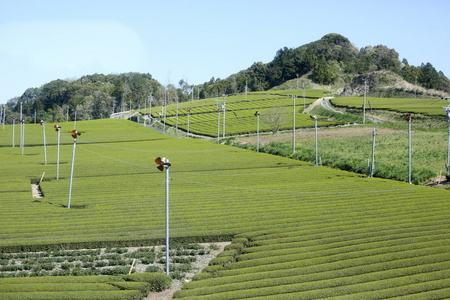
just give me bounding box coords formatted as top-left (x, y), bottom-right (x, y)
top-left (20, 119), bottom-right (24, 156)
top-left (217, 109), bottom-right (221, 144)
top-left (176, 95), bottom-right (179, 133)
top-left (19, 103), bottom-right (23, 149)
top-left (406, 114), bottom-right (414, 184)
top-left (12, 117), bottom-right (16, 147)
top-left (186, 109), bottom-right (190, 138)
top-left (363, 79), bottom-right (368, 124)
top-left (245, 79), bottom-right (248, 101)
top-left (68, 130), bottom-right (81, 209)
top-left (444, 104), bottom-right (450, 175)
top-left (40, 120), bottom-right (47, 164)
top-left (155, 157), bottom-right (171, 275)
top-left (310, 115), bottom-right (318, 166)
top-left (149, 94), bottom-right (153, 123)
top-left (222, 96), bottom-right (226, 138)
top-left (54, 125), bottom-right (61, 180)
top-left (370, 127), bottom-right (377, 177)
top-left (296, 74), bottom-right (299, 90)
top-left (291, 95), bottom-right (296, 153)
top-left (255, 111), bottom-right (260, 152)
top-left (163, 88), bottom-right (167, 134)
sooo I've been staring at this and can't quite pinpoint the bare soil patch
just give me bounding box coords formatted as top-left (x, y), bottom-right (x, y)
top-left (144, 242), bottom-right (230, 300)
top-left (235, 126), bottom-right (403, 146)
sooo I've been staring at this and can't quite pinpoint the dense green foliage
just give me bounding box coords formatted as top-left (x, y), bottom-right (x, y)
top-left (6, 72), bottom-right (162, 123)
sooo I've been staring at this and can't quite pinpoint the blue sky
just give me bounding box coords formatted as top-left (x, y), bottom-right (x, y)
top-left (0, 0), bottom-right (449, 103)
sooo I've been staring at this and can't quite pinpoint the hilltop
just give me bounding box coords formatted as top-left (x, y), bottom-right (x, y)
top-left (201, 33), bottom-right (450, 99)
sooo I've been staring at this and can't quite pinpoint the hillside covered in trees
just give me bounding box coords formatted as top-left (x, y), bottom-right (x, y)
top-left (5, 33), bottom-right (450, 123)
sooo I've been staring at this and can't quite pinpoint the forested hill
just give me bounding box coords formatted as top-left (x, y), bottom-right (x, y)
top-left (200, 33), bottom-right (450, 98)
top-left (6, 33), bottom-right (450, 123)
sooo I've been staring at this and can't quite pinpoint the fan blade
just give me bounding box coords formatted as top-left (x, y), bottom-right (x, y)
top-left (157, 165), bottom-right (164, 172)
top-left (155, 157), bottom-right (162, 165)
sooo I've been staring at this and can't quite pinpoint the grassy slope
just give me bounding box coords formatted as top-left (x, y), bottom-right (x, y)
top-left (0, 119), bottom-right (449, 298)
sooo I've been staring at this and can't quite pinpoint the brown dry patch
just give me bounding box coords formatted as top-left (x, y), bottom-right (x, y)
top-left (235, 127), bottom-right (403, 146)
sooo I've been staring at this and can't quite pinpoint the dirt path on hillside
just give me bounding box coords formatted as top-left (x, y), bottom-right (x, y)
top-left (143, 242), bottom-right (230, 300)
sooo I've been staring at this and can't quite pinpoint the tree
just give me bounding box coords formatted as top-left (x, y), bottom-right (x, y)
top-left (312, 56), bottom-right (337, 85)
top-left (260, 106), bottom-right (288, 134)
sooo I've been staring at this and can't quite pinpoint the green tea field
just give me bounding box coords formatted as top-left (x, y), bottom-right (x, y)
top-left (331, 97), bottom-right (450, 116)
top-left (0, 119), bottom-right (449, 299)
top-left (147, 90), bottom-right (338, 136)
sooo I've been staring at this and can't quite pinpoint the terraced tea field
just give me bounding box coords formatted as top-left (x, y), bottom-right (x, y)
top-left (148, 90), bottom-right (338, 136)
top-left (331, 97), bottom-right (450, 116)
top-left (0, 119), bottom-right (448, 299)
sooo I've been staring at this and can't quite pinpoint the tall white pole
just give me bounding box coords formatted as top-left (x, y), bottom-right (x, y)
top-left (245, 79), bottom-right (248, 101)
top-left (20, 103), bottom-right (22, 149)
top-left (12, 117), bottom-right (15, 147)
top-left (363, 79), bottom-right (367, 124)
top-left (292, 96), bottom-right (296, 153)
top-left (149, 95), bottom-right (152, 123)
top-left (255, 111), bottom-right (260, 153)
top-left (408, 117), bottom-right (412, 184)
top-left (187, 109), bottom-right (190, 138)
top-left (68, 138), bottom-right (76, 209)
top-left (43, 122), bottom-right (47, 165)
top-left (444, 106), bottom-right (450, 176)
top-left (222, 97), bottom-right (226, 139)
top-left (370, 127), bottom-right (376, 177)
top-left (315, 117), bottom-right (318, 166)
top-left (176, 97), bottom-right (178, 133)
top-left (56, 127), bottom-right (60, 180)
top-left (164, 91), bottom-right (167, 134)
top-left (217, 110), bottom-right (220, 144)
top-left (21, 120), bottom-right (24, 156)
top-left (165, 160), bottom-right (170, 275)
top-left (447, 126), bottom-right (450, 176)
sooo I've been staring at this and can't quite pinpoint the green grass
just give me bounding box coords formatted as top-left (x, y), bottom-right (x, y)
top-left (0, 118), bottom-right (449, 298)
